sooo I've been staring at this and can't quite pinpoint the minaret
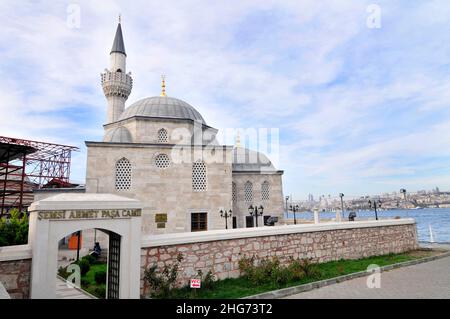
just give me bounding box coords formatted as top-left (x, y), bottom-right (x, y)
top-left (101, 16), bottom-right (133, 124)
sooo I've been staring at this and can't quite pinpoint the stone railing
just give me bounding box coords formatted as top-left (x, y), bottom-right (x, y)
top-left (140, 219), bottom-right (418, 296)
top-left (0, 245), bottom-right (32, 299)
top-left (101, 70), bottom-right (133, 98)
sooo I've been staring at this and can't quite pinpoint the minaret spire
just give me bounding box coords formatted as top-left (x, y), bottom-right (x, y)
top-left (111, 17), bottom-right (126, 56)
top-left (161, 75), bottom-right (166, 97)
top-left (101, 17), bottom-right (133, 124)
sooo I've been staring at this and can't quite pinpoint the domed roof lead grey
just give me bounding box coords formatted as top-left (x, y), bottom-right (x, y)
top-left (111, 23), bottom-right (126, 56)
top-left (119, 96), bottom-right (206, 124)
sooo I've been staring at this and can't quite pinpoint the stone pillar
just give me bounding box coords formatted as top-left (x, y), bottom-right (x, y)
top-left (313, 208), bottom-right (320, 224)
top-left (336, 210), bottom-right (342, 222)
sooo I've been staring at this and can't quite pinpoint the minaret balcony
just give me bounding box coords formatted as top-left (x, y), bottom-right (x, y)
top-left (101, 71), bottom-right (133, 98)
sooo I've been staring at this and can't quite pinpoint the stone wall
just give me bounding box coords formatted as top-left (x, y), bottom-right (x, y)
top-left (140, 219), bottom-right (418, 296)
top-left (0, 245), bottom-right (32, 299)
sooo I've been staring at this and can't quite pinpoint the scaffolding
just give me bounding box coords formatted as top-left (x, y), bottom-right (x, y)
top-left (0, 136), bottom-right (79, 216)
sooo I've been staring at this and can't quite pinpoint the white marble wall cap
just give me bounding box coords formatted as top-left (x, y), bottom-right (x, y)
top-left (28, 193), bottom-right (142, 211)
top-left (0, 244), bottom-right (32, 262)
top-left (141, 219), bottom-right (416, 247)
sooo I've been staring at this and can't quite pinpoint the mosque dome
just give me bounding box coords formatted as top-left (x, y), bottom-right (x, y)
top-left (232, 147), bottom-right (277, 172)
top-left (104, 126), bottom-right (133, 143)
top-left (118, 96), bottom-right (206, 124)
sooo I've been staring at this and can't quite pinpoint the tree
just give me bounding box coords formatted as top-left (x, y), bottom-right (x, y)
top-left (0, 209), bottom-right (29, 247)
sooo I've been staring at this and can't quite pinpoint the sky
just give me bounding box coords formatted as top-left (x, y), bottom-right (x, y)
top-left (1, 0), bottom-right (450, 200)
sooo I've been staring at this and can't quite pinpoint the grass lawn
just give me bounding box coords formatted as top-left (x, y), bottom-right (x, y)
top-left (81, 263), bottom-right (107, 299)
top-left (164, 249), bottom-right (438, 299)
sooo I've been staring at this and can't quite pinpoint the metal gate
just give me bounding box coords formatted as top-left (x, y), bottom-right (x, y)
top-left (107, 232), bottom-right (121, 299)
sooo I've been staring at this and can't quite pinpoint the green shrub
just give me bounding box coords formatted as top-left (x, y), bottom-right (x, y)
top-left (94, 270), bottom-right (107, 285)
top-left (94, 286), bottom-right (106, 299)
top-left (196, 270), bottom-right (216, 290)
top-left (81, 254), bottom-right (96, 265)
top-left (81, 278), bottom-right (89, 288)
top-left (58, 266), bottom-right (69, 279)
top-left (76, 259), bottom-right (90, 276)
top-left (238, 256), bottom-right (321, 287)
top-left (144, 253), bottom-right (184, 298)
top-left (287, 259), bottom-right (306, 281)
top-left (0, 209), bottom-right (29, 247)
top-left (297, 258), bottom-right (321, 279)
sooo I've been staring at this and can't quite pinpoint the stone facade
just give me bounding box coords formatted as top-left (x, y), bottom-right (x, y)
top-left (86, 142), bottom-right (234, 235)
top-left (0, 259), bottom-right (31, 299)
top-left (140, 221), bottom-right (418, 296)
top-left (232, 172), bottom-right (284, 228)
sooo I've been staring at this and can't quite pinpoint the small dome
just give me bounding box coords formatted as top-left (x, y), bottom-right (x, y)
top-left (232, 147), bottom-right (276, 172)
top-left (104, 126), bottom-right (133, 143)
top-left (118, 96), bottom-right (206, 124)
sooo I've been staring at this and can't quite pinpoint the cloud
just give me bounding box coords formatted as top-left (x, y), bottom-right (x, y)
top-left (0, 0), bottom-right (449, 197)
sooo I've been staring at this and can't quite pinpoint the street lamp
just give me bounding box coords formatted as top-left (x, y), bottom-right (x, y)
top-left (368, 199), bottom-right (382, 221)
top-left (289, 204), bottom-right (299, 225)
top-left (219, 209), bottom-right (232, 229)
top-left (248, 205), bottom-right (264, 227)
top-left (400, 188), bottom-right (408, 217)
top-left (339, 193), bottom-right (345, 221)
top-left (285, 196), bottom-right (290, 214)
top-left (400, 188), bottom-right (407, 202)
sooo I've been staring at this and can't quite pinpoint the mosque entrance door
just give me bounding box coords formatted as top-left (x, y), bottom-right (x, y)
top-left (246, 216), bottom-right (254, 228)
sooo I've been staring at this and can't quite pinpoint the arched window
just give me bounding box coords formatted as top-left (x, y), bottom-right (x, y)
top-left (244, 181), bottom-right (253, 203)
top-left (261, 181), bottom-right (270, 201)
top-left (232, 182), bottom-right (237, 203)
top-left (116, 69), bottom-right (122, 73)
top-left (192, 161), bottom-right (207, 192)
top-left (115, 158), bottom-right (131, 191)
top-left (157, 128), bottom-right (168, 143)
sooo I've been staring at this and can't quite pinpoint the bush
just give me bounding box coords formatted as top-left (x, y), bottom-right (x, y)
top-left (196, 270), bottom-right (216, 290)
top-left (0, 209), bottom-right (29, 247)
top-left (81, 278), bottom-right (89, 288)
top-left (58, 266), bottom-right (69, 279)
top-left (76, 259), bottom-right (91, 276)
top-left (94, 286), bottom-right (106, 299)
top-left (297, 258), bottom-right (321, 279)
top-left (238, 256), bottom-right (321, 287)
top-left (94, 270), bottom-right (107, 285)
top-left (81, 254), bottom-right (97, 265)
top-left (144, 253), bottom-right (184, 298)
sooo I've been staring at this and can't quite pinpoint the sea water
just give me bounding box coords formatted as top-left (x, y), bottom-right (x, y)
top-left (284, 208), bottom-right (450, 243)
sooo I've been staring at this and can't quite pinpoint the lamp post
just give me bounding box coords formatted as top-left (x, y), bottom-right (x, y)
top-left (339, 193), bottom-right (345, 222)
top-left (400, 188), bottom-right (408, 217)
top-left (219, 209), bottom-right (232, 229)
top-left (285, 196), bottom-right (290, 216)
top-left (289, 204), bottom-right (299, 225)
top-left (368, 199), bottom-right (382, 221)
top-left (248, 205), bottom-right (264, 227)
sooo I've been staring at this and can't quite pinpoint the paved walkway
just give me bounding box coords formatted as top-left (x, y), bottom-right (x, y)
top-left (285, 256), bottom-right (450, 299)
top-left (55, 277), bottom-right (94, 299)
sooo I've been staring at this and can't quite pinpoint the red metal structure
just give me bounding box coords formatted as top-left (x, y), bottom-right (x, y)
top-left (0, 136), bottom-right (78, 216)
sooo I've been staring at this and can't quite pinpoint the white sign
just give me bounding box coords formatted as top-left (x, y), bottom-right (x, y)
top-left (190, 279), bottom-right (201, 289)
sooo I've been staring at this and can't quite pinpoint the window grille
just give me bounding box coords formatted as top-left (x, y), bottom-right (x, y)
top-left (157, 129), bottom-right (168, 143)
top-left (244, 181), bottom-right (253, 203)
top-left (232, 182), bottom-right (237, 202)
top-left (261, 181), bottom-right (270, 201)
top-left (155, 154), bottom-right (171, 169)
top-left (192, 161), bottom-right (207, 191)
top-left (115, 158), bottom-right (131, 190)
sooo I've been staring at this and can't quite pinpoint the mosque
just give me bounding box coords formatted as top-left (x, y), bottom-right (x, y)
top-left (84, 21), bottom-right (285, 235)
